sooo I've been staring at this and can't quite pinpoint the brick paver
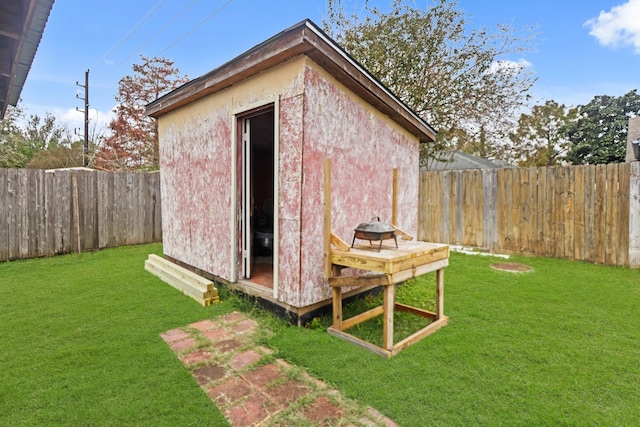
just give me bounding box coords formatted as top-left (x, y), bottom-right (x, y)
top-left (229, 350), bottom-right (262, 371)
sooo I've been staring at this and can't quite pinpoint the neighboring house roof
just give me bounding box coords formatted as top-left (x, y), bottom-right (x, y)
top-left (146, 19), bottom-right (437, 143)
top-left (0, 0), bottom-right (55, 118)
top-left (425, 151), bottom-right (512, 171)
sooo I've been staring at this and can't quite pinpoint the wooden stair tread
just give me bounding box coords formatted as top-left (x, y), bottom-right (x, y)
top-left (145, 255), bottom-right (218, 306)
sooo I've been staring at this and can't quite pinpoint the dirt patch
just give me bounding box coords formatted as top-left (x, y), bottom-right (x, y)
top-left (490, 263), bottom-right (533, 273)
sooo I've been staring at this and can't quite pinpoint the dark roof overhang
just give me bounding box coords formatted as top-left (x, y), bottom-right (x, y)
top-left (0, 0), bottom-right (55, 118)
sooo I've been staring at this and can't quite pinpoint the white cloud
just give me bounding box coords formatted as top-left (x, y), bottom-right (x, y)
top-left (585, 0), bottom-right (640, 53)
top-left (20, 103), bottom-right (115, 139)
top-left (58, 107), bottom-right (115, 134)
top-left (488, 58), bottom-right (533, 75)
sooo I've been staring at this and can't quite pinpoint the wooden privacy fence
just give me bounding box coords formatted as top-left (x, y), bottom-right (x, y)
top-left (0, 168), bottom-right (162, 262)
top-left (419, 162), bottom-right (640, 268)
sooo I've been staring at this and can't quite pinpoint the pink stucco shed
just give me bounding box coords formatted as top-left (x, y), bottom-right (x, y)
top-left (147, 20), bottom-right (436, 322)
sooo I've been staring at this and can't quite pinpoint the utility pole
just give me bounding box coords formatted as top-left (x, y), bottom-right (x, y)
top-left (76, 69), bottom-right (89, 167)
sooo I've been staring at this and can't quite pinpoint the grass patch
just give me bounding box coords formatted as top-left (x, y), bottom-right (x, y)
top-left (271, 252), bottom-right (640, 426)
top-left (0, 244), bottom-right (232, 426)
top-left (2, 245), bottom-right (639, 425)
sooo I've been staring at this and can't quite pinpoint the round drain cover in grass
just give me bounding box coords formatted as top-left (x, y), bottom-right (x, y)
top-left (490, 263), bottom-right (533, 273)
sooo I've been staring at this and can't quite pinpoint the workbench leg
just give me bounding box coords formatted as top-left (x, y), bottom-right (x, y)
top-left (383, 284), bottom-right (395, 351)
top-left (436, 268), bottom-right (444, 319)
top-left (332, 287), bottom-right (343, 331)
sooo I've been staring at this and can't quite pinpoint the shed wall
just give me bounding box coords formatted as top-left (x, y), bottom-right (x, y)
top-left (296, 62), bottom-right (420, 307)
top-left (158, 57), bottom-right (306, 283)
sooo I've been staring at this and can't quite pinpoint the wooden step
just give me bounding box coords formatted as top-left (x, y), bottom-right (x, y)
top-left (145, 254), bottom-right (219, 306)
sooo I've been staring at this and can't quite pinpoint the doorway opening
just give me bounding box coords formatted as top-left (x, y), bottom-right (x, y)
top-left (238, 107), bottom-right (275, 290)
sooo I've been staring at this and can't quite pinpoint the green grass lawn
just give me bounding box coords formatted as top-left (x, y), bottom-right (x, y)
top-left (1, 244), bottom-right (639, 426)
top-left (0, 244), bottom-right (232, 426)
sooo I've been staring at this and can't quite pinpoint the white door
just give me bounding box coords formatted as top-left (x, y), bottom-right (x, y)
top-left (242, 118), bottom-right (252, 278)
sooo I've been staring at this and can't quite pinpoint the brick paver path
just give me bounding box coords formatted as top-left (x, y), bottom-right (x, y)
top-left (161, 312), bottom-right (397, 426)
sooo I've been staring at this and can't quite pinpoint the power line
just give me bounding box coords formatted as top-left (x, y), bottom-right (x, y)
top-left (153, 0), bottom-right (237, 58)
top-left (95, 0), bottom-right (200, 85)
top-left (90, 0), bottom-right (169, 72)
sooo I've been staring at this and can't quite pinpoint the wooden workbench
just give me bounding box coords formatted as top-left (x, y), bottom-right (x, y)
top-left (322, 158), bottom-right (449, 357)
top-left (327, 240), bottom-right (449, 357)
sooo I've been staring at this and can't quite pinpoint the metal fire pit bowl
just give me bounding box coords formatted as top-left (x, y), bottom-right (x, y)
top-left (352, 216), bottom-right (398, 252)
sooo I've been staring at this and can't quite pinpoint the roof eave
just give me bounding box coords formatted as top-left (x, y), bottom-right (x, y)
top-left (146, 19), bottom-right (436, 143)
top-left (1, 0), bottom-right (55, 118)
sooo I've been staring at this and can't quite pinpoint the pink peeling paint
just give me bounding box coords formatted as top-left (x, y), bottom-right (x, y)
top-left (277, 94), bottom-right (304, 308)
top-left (295, 65), bottom-right (419, 307)
top-left (161, 110), bottom-right (233, 280)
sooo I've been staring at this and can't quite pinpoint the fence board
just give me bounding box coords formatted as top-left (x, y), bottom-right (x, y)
top-left (595, 165), bottom-right (607, 264)
top-left (472, 169), bottom-right (484, 247)
top-left (34, 169), bottom-right (46, 256)
top-left (430, 172), bottom-right (443, 243)
top-left (605, 164), bottom-right (618, 265)
top-left (617, 163), bottom-right (630, 267)
top-left (7, 169), bottom-right (19, 259)
top-left (462, 171), bottom-right (472, 246)
top-left (442, 172), bottom-right (451, 243)
top-left (629, 162), bottom-right (640, 267)
top-left (573, 166), bottom-right (585, 261)
top-left (0, 169), bottom-right (8, 260)
top-left (418, 172), bottom-right (426, 241)
top-left (18, 170), bottom-right (29, 258)
top-left (510, 168), bottom-right (521, 252)
top-left (482, 169), bottom-right (497, 250)
top-left (553, 167), bottom-right (565, 258)
top-left (564, 167), bottom-right (575, 259)
top-left (435, 172), bottom-right (445, 243)
top-left (43, 170), bottom-right (55, 256)
top-left (77, 170), bottom-right (97, 250)
top-left (26, 170), bottom-right (37, 258)
top-left (112, 173), bottom-right (125, 246)
top-left (454, 171), bottom-right (463, 245)
top-left (583, 166), bottom-right (596, 262)
top-left (527, 167), bottom-right (536, 252)
top-left (96, 171), bottom-right (110, 248)
top-left (126, 173), bottom-right (136, 245)
top-left (496, 168), bottom-right (506, 250)
top-left (541, 168), bottom-right (552, 257)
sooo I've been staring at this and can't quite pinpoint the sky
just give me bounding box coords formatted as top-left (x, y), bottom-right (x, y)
top-left (18, 0), bottom-right (640, 133)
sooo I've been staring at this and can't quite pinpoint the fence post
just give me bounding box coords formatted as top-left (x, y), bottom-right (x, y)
top-left (629, 162), bottom-right (640, 268)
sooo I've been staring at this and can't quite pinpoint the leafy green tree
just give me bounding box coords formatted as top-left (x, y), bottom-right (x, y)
top-left (0, 105), bottom-right (75, 168)
top-left (324, 0), bottom-right (536, 166)
top-left (26, 140), bottom-right (85, 169)
top-left (509, 100), bottom-right (577, 167)
top-left (565, 90), bottom-right (640, 165)
top-left (95, 56), bottom-right (189, 171)
top-left (0, 104), bottom-right (28, 168)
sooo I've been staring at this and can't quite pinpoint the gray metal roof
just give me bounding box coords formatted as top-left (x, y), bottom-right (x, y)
top-left (425, 151), bottom-right (513, 171)
top-left (0, 0), bottom-right (56, 118)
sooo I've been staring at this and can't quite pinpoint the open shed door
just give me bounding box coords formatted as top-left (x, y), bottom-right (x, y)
top-left (241, 118), bottom-right (252, 278)
top-left (237, 106), bottom-right (275, 289)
